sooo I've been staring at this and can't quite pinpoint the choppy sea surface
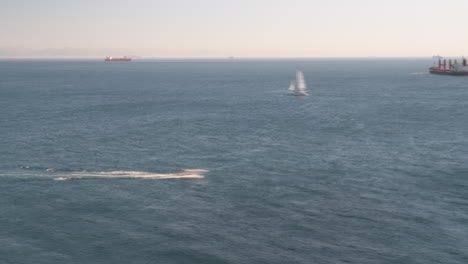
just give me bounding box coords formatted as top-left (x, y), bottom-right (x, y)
top-left (0, 59), bottom-right (467, 264)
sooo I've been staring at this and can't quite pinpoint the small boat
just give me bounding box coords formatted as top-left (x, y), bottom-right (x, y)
top-left (288, 71), bottom-right (308, 96)
top-left (105, 56), bottom-right (132, 61)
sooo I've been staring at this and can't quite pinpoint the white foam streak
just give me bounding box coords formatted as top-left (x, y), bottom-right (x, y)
top-left (410, 72), bottom-right (428, 75)
top-left (53, 169), bottom-right (208, 181)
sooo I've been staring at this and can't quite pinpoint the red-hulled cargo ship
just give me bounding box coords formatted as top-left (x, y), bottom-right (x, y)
top-left (429, 56), bottom-right (468, 76)
top-left (105, 56), bottom-right (132, 61)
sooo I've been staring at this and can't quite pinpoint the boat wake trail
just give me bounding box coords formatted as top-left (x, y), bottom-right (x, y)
top-left (6, 167), bottom-right (208, 181)
top-left (53, 169), bottom-right (208, 181)
top-left (410, 72), bottom-right (428, 75)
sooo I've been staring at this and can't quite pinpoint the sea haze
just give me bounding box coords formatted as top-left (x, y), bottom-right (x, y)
top-left (0, 59), bottom-right (467, 264)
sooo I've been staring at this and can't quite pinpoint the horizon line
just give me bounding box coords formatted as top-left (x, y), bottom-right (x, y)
top-left (0, 56), bottom-right (437, 60)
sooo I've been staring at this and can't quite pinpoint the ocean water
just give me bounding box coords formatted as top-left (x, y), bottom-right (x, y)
top-left (0, 58), bottom-right (467, 264)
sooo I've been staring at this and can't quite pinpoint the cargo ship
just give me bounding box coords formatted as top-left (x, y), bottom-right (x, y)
top-left (429, 56), bottom-right (468, 76)
top-left (105, 56), bottom-right (132, 61)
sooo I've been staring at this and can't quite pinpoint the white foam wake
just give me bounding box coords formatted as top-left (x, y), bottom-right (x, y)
top-left (410, 72), bottom-right (428, 75)
top-left (52, 169), bottom-right (208, 181)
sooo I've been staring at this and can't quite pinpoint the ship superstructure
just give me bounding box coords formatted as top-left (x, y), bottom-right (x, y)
top-left (429, 56), bottom-right (468, 75)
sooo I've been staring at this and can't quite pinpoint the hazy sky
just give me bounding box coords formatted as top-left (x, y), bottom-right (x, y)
top-left (2, 0), bottom-right (468, 58)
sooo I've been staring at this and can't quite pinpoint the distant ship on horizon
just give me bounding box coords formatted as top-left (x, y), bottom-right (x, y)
top-left (429, 56), bottom-right (468, 76)
top-left (105, 56), bottom-right (132, 61)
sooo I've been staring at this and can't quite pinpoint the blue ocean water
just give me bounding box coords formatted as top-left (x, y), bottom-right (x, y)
top-left (0, 59), bottom-right (467, 263)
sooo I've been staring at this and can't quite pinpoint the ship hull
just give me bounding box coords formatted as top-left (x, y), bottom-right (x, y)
top-left (288, 92), bottom-right (308, 96)
top-left (429, 69), bottom-right (468, 76)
